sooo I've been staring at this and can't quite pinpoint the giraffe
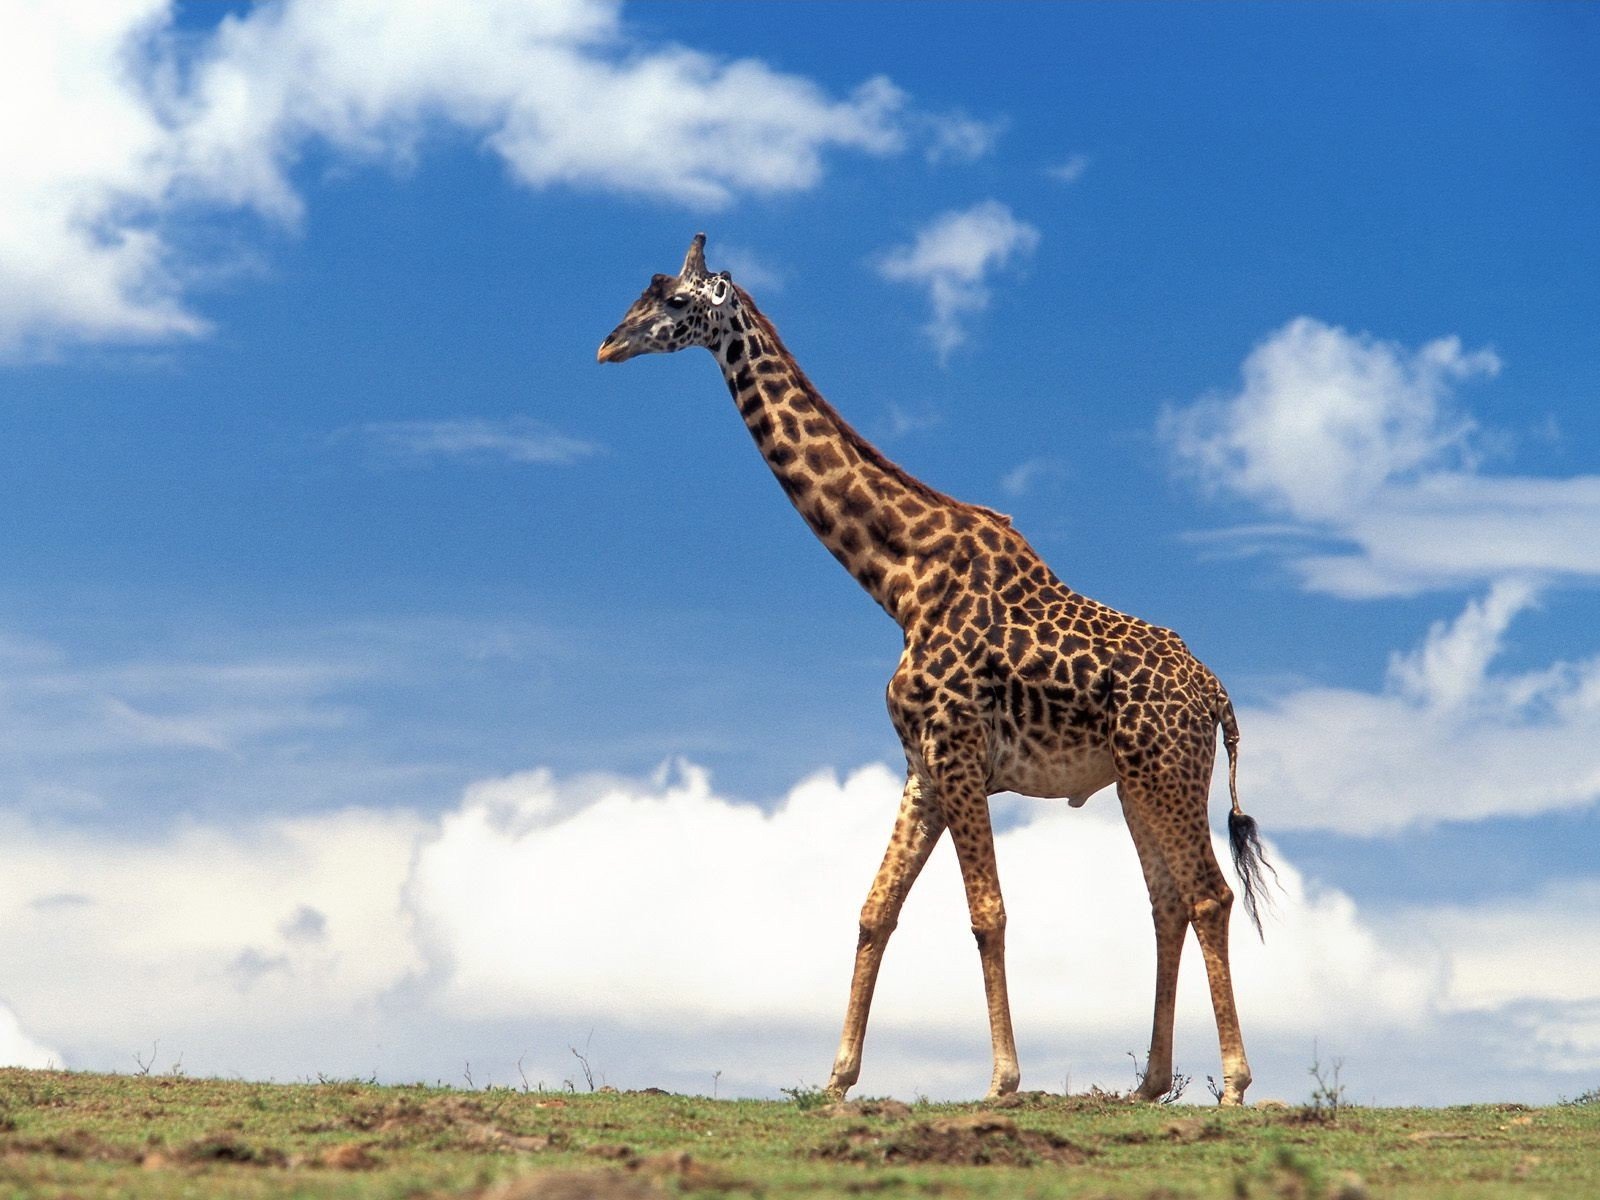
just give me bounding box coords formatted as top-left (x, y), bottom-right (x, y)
top-left (597, 234), bottom-right (1275, 1106)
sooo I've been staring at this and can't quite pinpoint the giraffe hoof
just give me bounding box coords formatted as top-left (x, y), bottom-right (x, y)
top-left (985, 1071), bottom-right (1020, 1099)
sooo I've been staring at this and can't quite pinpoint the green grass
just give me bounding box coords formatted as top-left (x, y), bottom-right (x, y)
top-left (1, 1067), bottom-right (1597, 1198)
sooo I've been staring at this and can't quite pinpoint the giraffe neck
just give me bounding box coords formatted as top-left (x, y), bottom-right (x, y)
top-left (710, 289), bottom-right (975, 623)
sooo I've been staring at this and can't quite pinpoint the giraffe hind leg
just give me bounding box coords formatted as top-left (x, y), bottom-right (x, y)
top-left (1120, 773), bottom-right (1253, 1106)
top-left (1119, 794), bottom-right (1187, 1102)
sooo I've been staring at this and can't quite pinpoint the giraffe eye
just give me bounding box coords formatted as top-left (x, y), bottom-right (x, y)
top-left (666, 294), bottom-right (690, 310)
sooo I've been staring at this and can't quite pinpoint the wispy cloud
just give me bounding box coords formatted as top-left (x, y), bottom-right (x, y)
top-left (354, 417), bottom-right (600, 467)
top-left (1046, 154), bottom-right (1090, 184)
top-left (1000, 457), bottom-right (1066, 497)
top-left (875, 201), bottom-right (1041, 362)
top-left (0, 616), bottom-right (561, 824)
top-left (0, 0), bottom-right (972, 359)
top-left (878, 402), bottom-right (943, 440)
top-left (919, 111), bottom-right (1007, 165)
top-left (714, 244), bottom-right (785, 295)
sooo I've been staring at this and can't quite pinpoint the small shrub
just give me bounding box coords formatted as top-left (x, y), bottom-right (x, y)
top-left (780, 1083), bottom-right (831, 1111)
top-left (1303, 1044), bottom-right (1347, 1122)
top-left (1128, 1051), bottom-right (1190, 1104)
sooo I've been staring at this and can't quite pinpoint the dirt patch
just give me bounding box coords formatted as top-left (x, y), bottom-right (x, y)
top-left (1116, 1118), bottom-right (1227, 1146)
top-left (987, 1088), bottom-right (1127, 1114)
top-left (176, 1139), bottom-right (289, 1164)
top-left (816, 1113), bottom-right (1093, 1167)
top-left (583, 1145), bottom-right (747, 1191)
top-left (0, 1130), bottom-right (139, 1163)
top-left (818, 1099), bottom-right (913, 1120)
top-left (314, 1140), bottom-right (381, 1170)
top-left (306, 1095), bottom-right (564, 1154)
top-left (172, 1133), bottom-right (289, 1167)
top-left (483, 1168), bottom-right (661, 1200)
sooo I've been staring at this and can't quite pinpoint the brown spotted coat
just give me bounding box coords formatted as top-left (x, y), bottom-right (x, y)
top-left (599, 235), bottom-right (1264, 1105)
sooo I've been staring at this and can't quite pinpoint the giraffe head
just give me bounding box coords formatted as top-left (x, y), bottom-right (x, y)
top-left (597, 233), bottom-right (739, 363)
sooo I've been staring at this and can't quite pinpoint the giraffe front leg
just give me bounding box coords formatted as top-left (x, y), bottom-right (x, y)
top-left (923, 729), bottom-right (1020, 1099)
top-left (826, 775), bottom-right (945, 1099)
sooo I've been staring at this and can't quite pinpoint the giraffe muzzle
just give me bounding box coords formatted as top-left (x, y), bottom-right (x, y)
top-left (597, 329), bottom-right (639, 363)
top-left (595, 331), bottom-right (630, 364)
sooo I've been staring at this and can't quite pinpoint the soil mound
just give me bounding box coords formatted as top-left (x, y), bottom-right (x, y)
top-left (816, 1112), bottom-right (1092, 1167)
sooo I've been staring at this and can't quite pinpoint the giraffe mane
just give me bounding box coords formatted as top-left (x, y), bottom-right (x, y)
top-left (731, 284), bottom-right (1006, 524)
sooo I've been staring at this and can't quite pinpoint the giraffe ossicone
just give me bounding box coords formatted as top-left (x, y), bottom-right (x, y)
top-left (598, 234), bottom-right (1276, 1105)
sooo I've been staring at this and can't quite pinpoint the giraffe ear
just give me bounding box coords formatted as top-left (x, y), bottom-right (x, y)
top-left (707, 274), bottom-right (730, 306)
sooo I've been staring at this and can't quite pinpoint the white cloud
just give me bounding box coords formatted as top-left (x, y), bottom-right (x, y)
top-left (876, 201), bottom-right (1041, 362)
top-left (406, 763), bottom-right (1431, 1049)
top-left (1385, 578), bottom-right (1538, 710)
top-left (354, 417), bottom-right (600, 466)
top-left (1164, 316), bottom-right (1600, 598)
top-left (1000, 457), bottom-right (1066, 498)
top-left (1232, 582), bottom-right (1600, 835)
top-left (0, 0), bottom-right (207, 355)
top-left (918, 112), bottom-right (1006, 165)
top-left (711, 243), bottom-right (784, 295)
top-left (2, 758), bottom-right (1594, 1101)
top-left (1046, 154), bottom-right (1090, 184)
top-left (1166, 317), bottom-right (1495, 525)
top-left (0, 804), bottom-right (425, 1075)
top-left (0, 1002), bottom-right (58, 1069)
top-left (1293, 473), bottom-right (1600, 598)
top-left (0, 0), bottom-right (929, 358)
top-left (0, 618), bottom-right (561, 822)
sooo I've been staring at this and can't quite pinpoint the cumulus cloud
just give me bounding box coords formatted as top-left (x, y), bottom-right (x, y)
top-left (406, 763), bottom-right (1432, 1052)
top-left (0, 804), bottom-right (425, 1076)
top-left (0, 1002), bottom-right (58, 1069)
top-left (353, 417), bottom-right (600, 466)
top-left (1164, 316), bottom-right (1600, 598)
top-left (0, 0), bottom-right (208, 354)
top-left (1166, 316), bottom-right (1494, 524)
top-left (0, 0), bottom-right (940, 358)
top-left (2, 759), bottom-right (1594, 1100)
top-left (876, 201), bottom-right (1041, 362)
top-left (1233, 580), bottom-right (1600, 835)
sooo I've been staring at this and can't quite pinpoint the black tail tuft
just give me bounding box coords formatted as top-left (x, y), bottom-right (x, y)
top-left (1228, 809), bottom-right (1279, 941)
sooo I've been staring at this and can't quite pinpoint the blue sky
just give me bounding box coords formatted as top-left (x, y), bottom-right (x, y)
top-left (0, 1), bottom-right (1597, 1103)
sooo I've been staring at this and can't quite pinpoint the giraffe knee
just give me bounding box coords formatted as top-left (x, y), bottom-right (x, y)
top-left (970, 910), bottom-right (1006, 950)
top-left (856, 919), bottom-right (896, 950)
top-left (858, 899), bottom-right (899, 945)
top-left (1192, 896), bottom-right (1224, 924)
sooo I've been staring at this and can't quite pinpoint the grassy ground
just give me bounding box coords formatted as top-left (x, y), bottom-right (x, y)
top-left (0, 1068), bottom-right (1596, 1199)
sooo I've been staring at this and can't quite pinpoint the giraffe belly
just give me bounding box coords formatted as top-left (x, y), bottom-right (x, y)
top-left (988, 736), bottom-right (1117, 806)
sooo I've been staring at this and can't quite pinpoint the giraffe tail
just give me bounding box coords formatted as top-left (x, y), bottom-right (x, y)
top-left (1215, 686), bottom-right (1278, 940)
